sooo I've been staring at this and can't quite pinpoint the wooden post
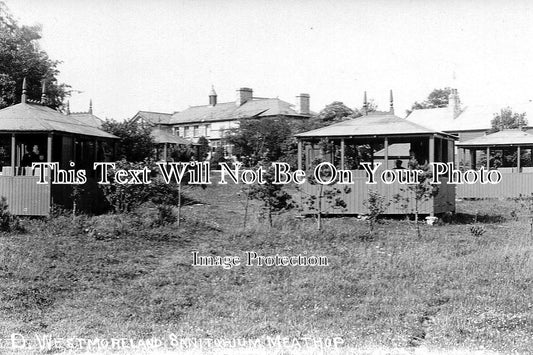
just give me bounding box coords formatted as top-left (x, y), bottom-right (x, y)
top-left (383, 137), bottom-right (389, 169)
top-left (47, 134), bottom-right (52, 162)
top-left (486, 147), bottom-right (490, 169)
top-left (470, 149), bottom-right (476, 169)
top-left (517, 146), bottom-right (521, 172)
top-left (94, 140), bottom-right (98, 161)
top-left (429, 135), bottom-right (435, 163)
top-left (10, 134), bottom-right (15, 173)
top-left (297, 140), bottom-right (303, 170)
top-left (163, 143), bottom-right (168, 161)
top-left (340, 138), bottom-right (345, 169)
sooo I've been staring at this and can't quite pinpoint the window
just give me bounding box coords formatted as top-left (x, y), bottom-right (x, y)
top-left (205, 124), bottom-right (211, 137)
top-left (184, 126), bottom-right (190, 138)
top-left (193, 125), bottom-right (199, 138)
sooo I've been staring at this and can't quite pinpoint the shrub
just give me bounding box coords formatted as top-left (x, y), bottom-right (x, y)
top-left (0, 196), bottom-right (24, 233)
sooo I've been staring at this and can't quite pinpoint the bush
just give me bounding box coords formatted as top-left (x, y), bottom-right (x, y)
top-left (98, 159), bottom-right (184, 213)
top-left (0, 196), bottom-right (24, 233)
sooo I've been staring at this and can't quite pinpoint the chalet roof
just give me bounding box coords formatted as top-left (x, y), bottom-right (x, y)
top-left (456, 129), bottom-right (533, 147)
top-left (169, 98), bottom-right (309, 125)
top-left (69, 112), bottom-right (104, 129)
top-left (151, 128), bottom-right (190, 145)
top-left (295, 113), bottom-right (456, 139)
top-left (0, 102), bottom-right (117, 139)
top-left (407, 101), bottom-right (533, 132)
top-left (134, 111), bottom-right (173, 125)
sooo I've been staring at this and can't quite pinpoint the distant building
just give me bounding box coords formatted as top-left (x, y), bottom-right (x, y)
top-left (134, 87), bottom-right (312, 157)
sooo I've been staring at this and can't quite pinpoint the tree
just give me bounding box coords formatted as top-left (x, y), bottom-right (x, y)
top-left (101, 119), bottom-right (155, 162)
top-left (196, 136), bottom-right (210, 161)
top-left (318, 101), bottom-right (355, 122)
top-left (490, 107), bottom-right (527, 133)
top-left (248, 160), bottom-right (292, 227)
top-left (407, 88), bottom-right (452, 116)
top-left (227, 118), bottom-right (293, 166)
top-left (0, 2), bottom-right (69, 110)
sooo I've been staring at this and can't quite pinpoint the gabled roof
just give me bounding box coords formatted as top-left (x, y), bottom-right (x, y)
top-left (69, 112), bottom-right (104, 129)
top-left (456, 129), bottom-right (533, 147)
top-left (295, 113), bottom-right (456, 139)
top-left (0, 102), bottom-right (117, 139)
top-left (151, 128), bottom-right (190, 145)
top-left (169, 98), bottom-right (309, 125)
top-left (407, 101), bottom-right (533, 132)
top-left (133, 110), bottom-right (173, 125)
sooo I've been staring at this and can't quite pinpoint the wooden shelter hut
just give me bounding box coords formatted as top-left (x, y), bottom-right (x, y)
top-left (294, 113), bottom-right (457, 215)
top-left (0, 79), bottom-right (117, 215)
top-left (151, 127), bottom-right (191, 161)
top-left (456, 129), bottom-right (533, 198)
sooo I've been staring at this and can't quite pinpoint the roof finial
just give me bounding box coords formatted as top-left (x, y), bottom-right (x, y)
top-left (41, 79), bottom-right (47, 105)
top-left (89, 99), bottom-right (93, 114)
top-left (21, 77), bottom-right (27, 103)
top-left (363, 91), bottom-right (368, 116)
top-left (389, 89), bottom-right (394, 115)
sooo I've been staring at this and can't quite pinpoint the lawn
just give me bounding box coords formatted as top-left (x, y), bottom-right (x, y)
top-left (0, 183), bottom-right (532, 354)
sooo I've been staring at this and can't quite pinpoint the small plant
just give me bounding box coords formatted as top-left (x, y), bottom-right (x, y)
top-left (393, 164), bottom-right (438, 238)
top-left (363, 190), bottom-right (389, 239)
top-left (299, 158), bottom-right (350, 230)
top-left (470, 224), bottom-right (486, 237)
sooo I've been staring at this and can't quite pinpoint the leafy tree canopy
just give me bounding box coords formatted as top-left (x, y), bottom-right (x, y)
top-left (490, 107), bottom-right (527, 132)
top-left (407, 87), bottom-right (452, 116)
top-left (227, 118), bottom-right (293, 166)
top-left (101, 119), bottom-right (155, 162)
top-left (318, 101), bottom-right (355, 122)
top-left (0, 2), bottom-right (69, 110)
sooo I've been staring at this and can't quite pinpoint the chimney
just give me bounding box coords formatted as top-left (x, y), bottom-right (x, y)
top-left (41, 79), bottom-right (47, 105)
top-left (389, 89), bottom-right (394, 115)
top-left (89, 99), bottom-right (93, 114)
top-left (296, 93), bottom-right (310, 115)
top-left (363, 91), bottom-right (368, 116)
top-left (65, 101), bottom-right (70, 115)
top-left (236, 87), bottom-right (253, 106)
top-left (209, 85), bottom-right (217, 106)
top-left (21, 77), bottom-right (27, 103)
top-left (448, 88), bottom-right (461, 118)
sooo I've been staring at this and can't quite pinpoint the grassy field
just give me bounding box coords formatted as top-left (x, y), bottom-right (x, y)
top-left (0, 182), bottom-right (532, 354)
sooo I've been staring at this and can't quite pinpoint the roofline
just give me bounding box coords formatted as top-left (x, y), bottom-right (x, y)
top-left (0, 130), bottom-right (118, 139)
top-left (167, 113), bottom-right (311, 125)
top-left (295, 132), bottom-right (457, 140)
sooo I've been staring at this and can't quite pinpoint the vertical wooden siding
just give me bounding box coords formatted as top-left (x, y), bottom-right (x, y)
top-left (457, 172), bottom-right (533, 198)
top-left (0, 176), bottom-right (51, 216)
top-left (299, 174), bottom-right (455, 215)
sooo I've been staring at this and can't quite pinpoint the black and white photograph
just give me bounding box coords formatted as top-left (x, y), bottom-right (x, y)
top-left (0, 0), bottom-right (533, 354)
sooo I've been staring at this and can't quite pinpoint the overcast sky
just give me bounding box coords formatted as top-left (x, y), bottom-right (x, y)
top-left (4, 0), bottom-right (533, 120)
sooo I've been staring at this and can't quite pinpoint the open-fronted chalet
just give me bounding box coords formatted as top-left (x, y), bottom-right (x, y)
top-left (0, 79), bottom-right (117, 216)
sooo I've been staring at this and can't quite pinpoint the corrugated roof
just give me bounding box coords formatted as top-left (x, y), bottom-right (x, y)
top-left (151, 128), bottom-right (190, 145)
top-left (169, 98), bottom-right (309, 124)
top-left (295, 113), bottom-right (455, 138)
top-left (134, 111), bottom-right (173, 125)
top-left (407, 101), bottom-right (533, 132)
top-left (0, 102), bottom-right (117, 139)
top-left (456, 129), bottom-right (533, 147)
top-left (69, 112), bottom-right (104, 129)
